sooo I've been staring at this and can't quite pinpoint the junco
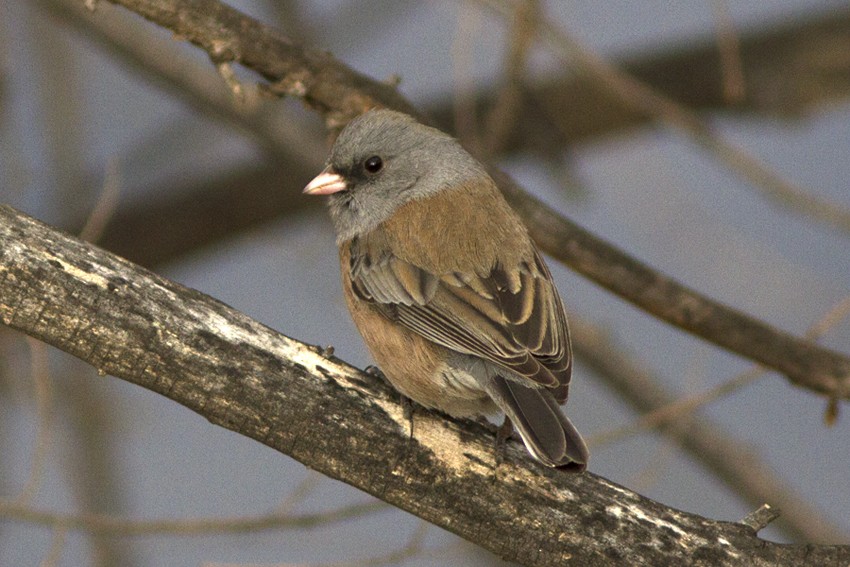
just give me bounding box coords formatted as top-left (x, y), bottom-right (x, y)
top-left (304, 109), bottom-right (588, 470)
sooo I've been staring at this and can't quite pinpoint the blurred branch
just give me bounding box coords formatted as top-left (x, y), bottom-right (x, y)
top-left (78, 158), bottom-right (122, 243)
top-left (72, 160), bottom-right (139, 567)
top-left (59, 365), bottom-right (139, 567)
top-left (587, 366), bottom-right (765, 448)
top-left (40, 527), bottom-right (68, 567)
top-left (98, 0), bottom-right (416, 129)
top-left (0, 497), bottom-right (387, 536)
top-left (429, 6), bottom-right (850, 149)
top-left (52, 0), bottom-right (850, 265)
top-left (44, 0), bottom-right (326, 266)
top-left (42, 0), bottom-right (324, 165)
top-left (14, 338), bottom-right (53, 505)
top-left (450, 3), bottom-right (483, 153)
top-left (85, 0), bottom-right (850, 399)
top-left (30, 10), bottom-right (90, 223)
top-left (295, 522), bottom-right (430, 567)
top-left (496, 169), bottom-right (850, 400)
top-left (481, 0), bottom-right (538, 155)
top-left (2, 204), bottom-right (847, 565)
top-left (97, 163), bottom-right (322, 267)
top-left (591, 293), bottom-right (850, 448)
top-left (478, 0), bottom-right (850, 235)
top-left (710, 0), bottom-right (746, 104)
top-left (209, 521), bottom-right (434, 567)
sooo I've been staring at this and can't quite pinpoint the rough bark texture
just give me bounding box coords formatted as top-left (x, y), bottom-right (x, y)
top-left (103, 0), bottom-right (418, 127)
top-left (2, 205), bottom-right (848, 566)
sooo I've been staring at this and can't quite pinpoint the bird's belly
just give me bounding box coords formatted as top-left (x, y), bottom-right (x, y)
top-left (428, 362), bottom-right (497, 417)
top-left (360, 321), bottom-right (495, 417)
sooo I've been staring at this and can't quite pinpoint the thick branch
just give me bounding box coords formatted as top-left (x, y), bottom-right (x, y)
top-left (97, 0), bottom-right (850, 401)
top-left (2, 205), bottom-right (847, 565)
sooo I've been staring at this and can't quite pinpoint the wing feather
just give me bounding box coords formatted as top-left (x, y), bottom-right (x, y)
top-left (349, 236), bottom-right (571, 391)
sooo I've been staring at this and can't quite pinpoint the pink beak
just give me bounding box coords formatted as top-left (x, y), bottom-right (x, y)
top-left (303, 167), bottom-right (348, 195)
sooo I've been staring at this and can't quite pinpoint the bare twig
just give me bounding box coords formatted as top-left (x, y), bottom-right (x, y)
top-left (588, 366), bottom-right (764, 448)
top-left (50, 3), bottom-right (850, 274)
top-left (276, 471), bottom-right (323, 514)
top-left (482, 0), bottom-right (538, 155)
top-left (61, 363), bottom-right (139, 567)
top-left (711, 0), bottom-right (746, 104)
top-left (97, 164), bottom-right (322, 267)
top-left (498, 173), bottom-right (850, 400)
top-left (0, 499), bottom-right (388, 537)
top-left (208, 522), bottom-right (430, 567)
top-left (38, 526), bottom-right (68, 567)
top-left (8, 2), bottom-right (848, 560)
top-left (591, 292), bottom-right (850, 447)
top-left (426, 9), bottom-right (850, 152)
top-left (23, 6), bottom-right (848, 544)
top-left (321, 522), bottom-right (429, 567)
top-left (741, 504), bottom-right (782, 533)
top-left (78, 158), bottom-right (121, 243)
top-left (72, 148), bottom-right (136, 567)
top-left (451, 3), bottom-right (483, 154)
top-left (14, 338), bottom-right (53, 505)
top-left (42, 0), bottom-right (324, 165)
top-left (806, 295), bottom-right (850, 340)
top-left (478, 0), bottom-right (850, 235)
top-left (30, 8), bottom-right (89, 223)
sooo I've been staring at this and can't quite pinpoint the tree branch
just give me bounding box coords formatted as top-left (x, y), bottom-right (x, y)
top-left (52, 0), bottom-right (850, 284)
top-left (93, 0), bottom-right (850, 402)
top-left (2, 204), bottom-right (847, 565)
top-left (28, 34), bottom-right (839, 543)
top-left (427, 7), bottom-right (850, 148)
top-left (99, 0), bottom-right (417, 127)
top-left (98, 163), bottom-right (322, 267)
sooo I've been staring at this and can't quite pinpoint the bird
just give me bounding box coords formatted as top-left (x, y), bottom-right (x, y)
top-left (303, 109), bottom-right (588, 470)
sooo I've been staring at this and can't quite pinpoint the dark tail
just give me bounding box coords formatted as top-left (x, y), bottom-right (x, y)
top-left (487, 375), bottom-right (589, 470)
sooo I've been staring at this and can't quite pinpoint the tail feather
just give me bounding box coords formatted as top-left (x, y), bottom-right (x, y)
top-left (486, 375), bottom-right (588, 470)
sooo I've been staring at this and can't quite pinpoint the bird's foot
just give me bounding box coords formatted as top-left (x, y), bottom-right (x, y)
top-left (364, 365), bottom-right (386, 380)
top-left (400, 393), bottom-right (416, 439)
top-left (494, 416), bottom-right (519, 468)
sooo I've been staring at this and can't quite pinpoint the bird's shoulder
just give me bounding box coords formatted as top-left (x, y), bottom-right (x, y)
top-left (377, 177), bottom-right (533, 276)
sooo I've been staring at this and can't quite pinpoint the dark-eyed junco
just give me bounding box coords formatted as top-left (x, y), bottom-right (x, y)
top-left (304, 109), bottom-right (588, 470)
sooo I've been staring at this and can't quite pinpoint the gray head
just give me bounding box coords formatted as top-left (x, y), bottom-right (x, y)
top-left (303, 109), bottom-right (487, 243)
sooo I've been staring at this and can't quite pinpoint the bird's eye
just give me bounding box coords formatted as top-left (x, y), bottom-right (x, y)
top-left (363, 155), bottom-right (384, 174)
